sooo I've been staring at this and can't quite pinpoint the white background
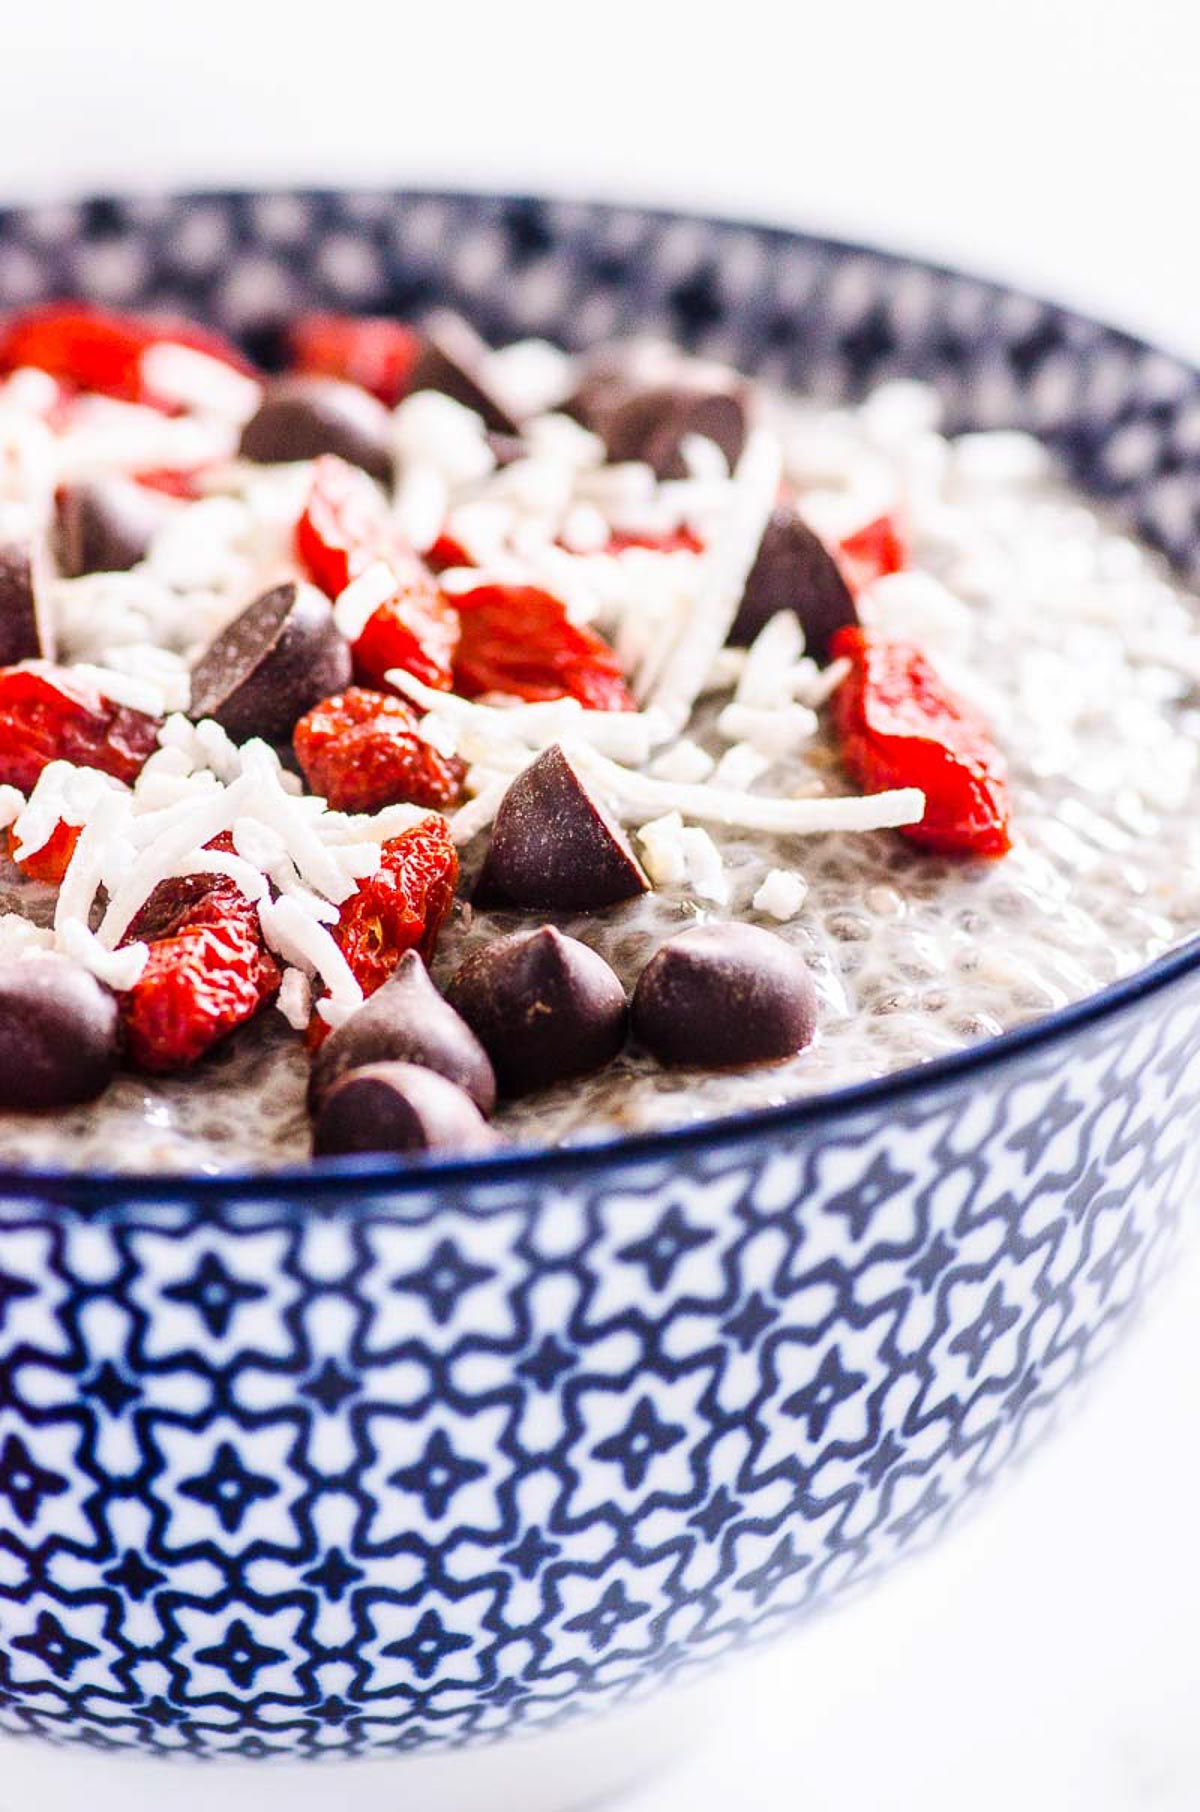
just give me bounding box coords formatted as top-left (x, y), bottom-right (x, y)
top-left (2, 3), bottom-right (1199, 1805)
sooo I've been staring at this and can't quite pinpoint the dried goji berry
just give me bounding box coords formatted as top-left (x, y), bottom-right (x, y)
top-left (453, 584), bottom-right (635, 711)
top-left (0, 664), bottom-right (161, 793)
top-left (294, 687), bottom-right (467, 814)
top-left (133, 466), bottom-right (211, 500)
top-left (295, 454), bottom-right (420, 598)
top-left (0, 303), bottom-right (253, 407)
top-left (836, 513), bottom-right (907, 596)
top-left (310, 818), bottom-right (458, 1044)
top-left (425, 529), bottom-right (475, 573)
top-left (6, 819), bottom-right (81, 884)
top-left (830, 626), bottom-right (1012, 857)
top-left (119, 873), bottom-right (282, 1072)
top-left (289, 312), bottom-right (421, 406)
top-left (352, 580), bottom-right (460, 693)
top-left (605, 525), bottom-right (704, 554)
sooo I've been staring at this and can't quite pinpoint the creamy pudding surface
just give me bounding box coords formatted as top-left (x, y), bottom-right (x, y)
top-left (0, 307), bottom-right (1198, 1174)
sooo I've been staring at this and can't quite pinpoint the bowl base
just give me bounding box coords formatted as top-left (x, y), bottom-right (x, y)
top-left (0, 1685), bottom-right (709, 1812)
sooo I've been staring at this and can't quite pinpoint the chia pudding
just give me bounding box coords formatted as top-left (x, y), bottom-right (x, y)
top-left (0, 302), bottom-right (1197, 1174)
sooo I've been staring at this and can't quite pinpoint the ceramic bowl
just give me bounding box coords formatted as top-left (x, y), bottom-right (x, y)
top-left (2, 189), bottom-right (1199, 1812)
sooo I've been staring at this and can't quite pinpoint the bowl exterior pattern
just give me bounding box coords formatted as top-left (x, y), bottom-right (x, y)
top-left (1, 978), bottom-right (1198, 1761)
top-left (0, 191), bottom-right (1198, 1763)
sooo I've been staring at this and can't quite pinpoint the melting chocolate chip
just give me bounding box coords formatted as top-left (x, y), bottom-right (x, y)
top-left (0, 538), bottom-right (52, 664)
top-left (308, 950), bottom-right (496, 1115)
top-left (239, 377), bottom-right (394, 485)
top-left (408, 312), bottom-right (521, 435)
top-left (312, 1060), bottom-right (498, 1158)
top-left (0, 955), bottom-right (120, 1109)
top-left (55, 477), bottom-right (164, 579)
top-left (474, 745), bottom-right (650, 911)
top-left (602, 379), bottom-right (748, 479)
top-left (729, 506), bottom-right (858, 660)
top-left (632, 923), bottom-right (818, 1069)
top-left (447, 925), bottom-right (627, 1095)
top-left (189, 579), bottom-right (352, 743)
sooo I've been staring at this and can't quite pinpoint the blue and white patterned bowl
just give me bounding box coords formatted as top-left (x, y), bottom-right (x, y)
top-left (2, 190), bottom-right (1200, 1812)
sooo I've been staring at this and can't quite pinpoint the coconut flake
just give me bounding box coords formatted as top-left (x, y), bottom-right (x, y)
top-left (568, 741), bottom-right (925, 836)
top-left (647, 739), bottom-right (715, 784)
top-left (140, 343), bottom-right (262, 423)
top-left (643, 427), bottom-right (783, 737)
top-left (680, 825), bottom-right (730, 904)
top-left (386, 667), bottom-right (659, 765)
top-left (484, 343), bottom-right (577, 420)
top-left (636, 813), bottom-right (690, 886)
top-left (0, 912), bottom-right (54, 958)
top-left (735, 611), bottom-right (807, 708)
top-left (714, 741), bottom-right (770, 790)
top-left (717, 700), bottom-right (820, 757)
top-left (58, 920), bottom-right (149, 990)
top-left (393, 464), bottom-right (450, 555)
top-left (754, 868), bottom-right (809, 920)
top-left (0, 786), bottom-right (24, 832)
top-left (276, 965), bottom-right (313, 1031)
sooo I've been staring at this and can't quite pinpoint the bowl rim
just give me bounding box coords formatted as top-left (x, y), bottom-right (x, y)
top-left (4, 183), bottom-right (1199, 1205)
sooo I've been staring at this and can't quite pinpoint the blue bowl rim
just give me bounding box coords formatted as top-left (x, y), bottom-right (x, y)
top-left (3, 183), bottom-right (1198, 1205)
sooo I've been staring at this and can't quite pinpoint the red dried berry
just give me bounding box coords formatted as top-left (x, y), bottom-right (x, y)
top-left (0, 303), bottom-right (253, 407)
top-left (352, 580), bottom-right (460, 693)
top-left (836, 513), bottom-right (907, 596)
top-left (133, 466), bottom-right (211, 500)
top-left (295, 454), bottom-right (421, 599)
top-left (7, 819), bottom-right (81, 884)
top-left (830, 626), bottom-right (1012, 858)
top-left (294, 687), bottom-right (467, 814)
top-left (605, 525), bottom-right (704, 554)
top-left (289, 313), bottom-right (422, 407)
top-left (0, 664), bottom-right (160, 792)
top-left (294, 459), bottom-right (458, 694)
top-left (119, 874), bottom-right (281, 1072)
top-left (425, 529), bottom-right (476, 573)
top-left (310, 818), bottom-right (459, 1044)
top-left (453, 584), bottom-right (635, 711)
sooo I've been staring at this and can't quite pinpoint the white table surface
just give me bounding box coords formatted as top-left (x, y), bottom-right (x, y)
top-left (1, 4), bottom-right (1198, 1804)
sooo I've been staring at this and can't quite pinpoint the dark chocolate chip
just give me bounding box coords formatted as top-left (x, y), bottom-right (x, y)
top-left (408, 312), bottom-right (521, 435)
top-left (189, 579), bottom-right (352, 743)
top-left (602, 379), bottom-right (749, 480)
top-left (446, 925), bottom-right (627, 1095)
top-left (239, 377), bottom-right (394, 485)
top-left (308, 950), bottom-right (496, 1116)
top-left (562, 342), bottom-right (681, 435)
top-left (632, 923), bottom-right (818, 1069)
top-left (729, 507), bottom-right (858, 660)
top-left (55, 478), bottom-right (164, 579)
top-left (0, 538), bottom-right (52, 664)
top-left (0, 955), bottom-right (120, 1109)
top-left (312, 1060), bottom-right (498, 1158)
top-left (474, 744), bottom-right (650, 912)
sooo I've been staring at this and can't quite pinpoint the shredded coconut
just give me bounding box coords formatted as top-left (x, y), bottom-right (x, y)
top-left (753, 868), bottom-right (809, 920)
top-left (636, 813), bottom-right (690, 887)
top-left (568, 742), bottom-right (925, 836)
top-left (0, 913), bottom-right (54, 958)
top-left (647, 739), bottom-right (715, 784)
top-left (139, 343), bottom-right (263, 423)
